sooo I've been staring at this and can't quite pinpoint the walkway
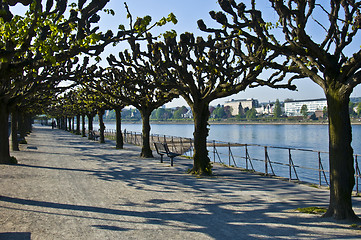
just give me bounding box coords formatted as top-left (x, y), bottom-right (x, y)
top-left (1, 126), bottom-right (361, 239)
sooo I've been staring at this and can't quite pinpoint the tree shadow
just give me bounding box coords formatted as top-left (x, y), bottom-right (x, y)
top-left (0, 232), bottom-right (31, 240)
top-left (6, 126), bottom-right (361, 239)
top-left (0, 194), bottom-right (357, 239)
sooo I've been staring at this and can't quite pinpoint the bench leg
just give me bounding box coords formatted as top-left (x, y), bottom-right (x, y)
top-left (170, 157), bottom-right (173, 167)
top-left (160, 155), bottom-right (163, 163)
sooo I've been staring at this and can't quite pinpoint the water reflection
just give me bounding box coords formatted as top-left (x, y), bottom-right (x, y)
top-left (102, 122), bottom-right (360, 154)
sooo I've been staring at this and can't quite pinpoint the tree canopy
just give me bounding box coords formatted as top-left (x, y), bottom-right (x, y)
top-left (207, 0), bottom-right (361, 220)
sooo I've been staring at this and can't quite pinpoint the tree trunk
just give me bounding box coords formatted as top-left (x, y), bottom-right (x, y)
top-left (18, 113), bottom-right (26, 139)
top-left (323, 90), bottom-right (359, 220)
top-left (0, 101), bottom-right (11, 164)
top-left (115, 107), bottom-right (123, 149)
top-left (189, 101), bottom-right (212, 175)
top-left (87, 114), bottom-right (94, 140)
top-left (11, 110), bottom-right (19, 151)
top-left (81, 114), bottom-right (86, 137)
top-left (98, 109), bottom-right (105, 143)
top-left (72, 117), bottom-right (75, 132)
top-left (76, 114), bottom-right (81, 135)
top-left (61, 117), bottom-right (66, 130)
top-left (140, 109), bottom-right (153, 158)
top-left (24, 114), bottom-right (32, 134)
top-left (68, 118), bottom-right (71, 132)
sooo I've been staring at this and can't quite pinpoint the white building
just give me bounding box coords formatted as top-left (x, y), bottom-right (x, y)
top-left (256, 103), bottom-right (274, 115)
top-left (284, 98), bottom-right (327, 116)
top-left (224, 99), bottom-right (259, 116)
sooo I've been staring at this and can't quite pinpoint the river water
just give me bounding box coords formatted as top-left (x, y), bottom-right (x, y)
top-left (103, 122), bottom-right (361, 153)
top-left (99, 122), bottom-right (361, 188)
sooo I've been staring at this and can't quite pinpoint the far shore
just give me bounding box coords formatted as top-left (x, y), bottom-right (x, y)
top-left (115, 119), bottom-right (361, 125)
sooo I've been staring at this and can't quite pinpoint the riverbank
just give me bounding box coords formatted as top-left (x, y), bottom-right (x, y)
top-left (119, 119), bottom-right (361, 125)
top-left (2, 126), bottom-right (361, 239)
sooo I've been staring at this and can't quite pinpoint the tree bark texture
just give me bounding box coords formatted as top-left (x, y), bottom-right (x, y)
top-left (11, 110), bottom-right (19, 151)
top-left (190, 101), bottom-right (212, 175)
top-left (0, 102), bottom-right (11, 164)
top-left (72, 117), bottom-right (75, 132)
top-left (87, 114), bottom-right (94, 140)
top-left (323, 90), bottom-right (359, 220)
top-left (140, 109), bottom-right (153, 158)
top-left (81, 114), bottom-right (86, 137)
top-left (98, 109), bottom-right (105, 143)
top-left (18, 113), bottom-right (26, 139)
top-left (68, 118), bottom-right (71, 132)
top-left (115, 108), bottom-right (123, 149)
top-left (76, 114), bottom-right (81, 135)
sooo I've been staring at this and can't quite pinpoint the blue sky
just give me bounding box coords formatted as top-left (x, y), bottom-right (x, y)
top-left (96, 1), bottom-right (361, 107)
top-left (10, 1), bottom-right (361, 107)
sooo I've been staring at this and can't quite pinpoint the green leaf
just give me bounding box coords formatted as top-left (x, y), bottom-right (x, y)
top-left (167, 13), bottom-right (178, 24)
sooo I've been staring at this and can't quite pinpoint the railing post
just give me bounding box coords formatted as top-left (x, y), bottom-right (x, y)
top-left (213, 140), bottom-right (216, 163)
top-left (180, 137), bottom-right (184, 154)
top-left (318, 152), bottom-right (321, 186)
top-left (245, 144), bottom-right (248, 170)
top-left (265, 146), bottom-right (268, 175)
top-left (228, 142), bottom-right (231, 166)
top-left (189, 138), bottom-right (193, 157)
top-left (356, 155), bottom-right (359, 194)
top-left (289, 149), bottom-right (292, 182)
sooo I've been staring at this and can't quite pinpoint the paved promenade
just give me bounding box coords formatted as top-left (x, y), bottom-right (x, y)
top-left (1, 126), bottom-right (361, 239)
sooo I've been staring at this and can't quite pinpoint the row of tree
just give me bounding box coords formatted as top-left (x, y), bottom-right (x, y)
top-left (49, 0), bottom-right (361, 221)
top-left (3, 1), bottom-right (361, 221)
top-left (2, 0), bottom-right (178, 157)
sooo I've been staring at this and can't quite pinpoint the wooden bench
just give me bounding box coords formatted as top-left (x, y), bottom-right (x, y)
top-left (89, 130), bottom-right (100, 141)
top-left (154, 142), bottom-right (180, 166)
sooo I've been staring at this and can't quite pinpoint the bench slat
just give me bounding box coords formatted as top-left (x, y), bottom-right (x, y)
top-left (154, 142), bottom-right (180, 166)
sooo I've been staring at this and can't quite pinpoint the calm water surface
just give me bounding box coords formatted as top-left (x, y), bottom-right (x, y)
top-left (103, 122), bottom-right (361, 154)
top-left (99, 122), bottom-right (361, 188)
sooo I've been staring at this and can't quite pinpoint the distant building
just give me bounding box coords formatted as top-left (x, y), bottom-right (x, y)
top-left (182, 109), bottom-right (193, 118)
top-left (255, 103), bottom-right (284, 116)
top-left (284, 98), bottom-right (327, 116)
top-left (224, 99), bottom-right (259, 116)
top-left (314, 110), bottom-right (325, 119)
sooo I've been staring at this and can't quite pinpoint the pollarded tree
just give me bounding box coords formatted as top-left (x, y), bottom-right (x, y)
top-left (105, 50), bottom-right (179, 158)
top-left (83, 69), bottom-right (127, 149)
top-left (208, 0), bottom-right (360, 220)
top-left (0, 0), bottom-right (113, 163)
top-left (104, 97), bottom-right (126, 149)
top-left (146, 32), bottom-right (295, 175)
top-left (11, 65), bottom-right (67, 151)
top-left (0, 0), bottom-right (165, 163)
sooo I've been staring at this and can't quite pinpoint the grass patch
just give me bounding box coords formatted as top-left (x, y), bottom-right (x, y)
top-left (350, 224), bottom-right (361, 230)
top-left (296, 207), bottom-right (327, 214)
top-left (240, 168), bottom-right (255, 173)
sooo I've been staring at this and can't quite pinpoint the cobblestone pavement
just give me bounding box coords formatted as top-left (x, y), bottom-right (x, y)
top-left (1, 126), bottom-right (361, 239)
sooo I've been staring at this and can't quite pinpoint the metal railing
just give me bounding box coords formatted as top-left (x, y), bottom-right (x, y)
top-left (104, 129), bottom-right (361, 194)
